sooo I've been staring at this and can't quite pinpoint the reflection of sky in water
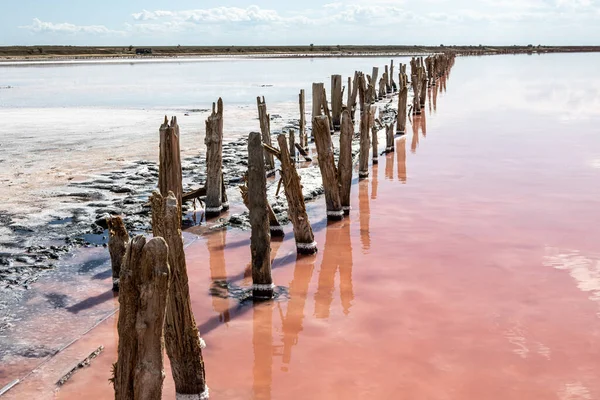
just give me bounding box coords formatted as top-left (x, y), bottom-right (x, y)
top-left (436, 52), bottom-right (600, 120)
top-left (0, 56), bottom-right (414, 108)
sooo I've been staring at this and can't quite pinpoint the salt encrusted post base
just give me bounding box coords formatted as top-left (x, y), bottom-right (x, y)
top-left (176, 387), bottom-right (210, 400)
top-left (296, 241), bottom-right (318, 255)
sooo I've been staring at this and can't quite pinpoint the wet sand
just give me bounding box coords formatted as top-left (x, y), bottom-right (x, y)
top-left (3, 53), bottom-right (600, 399)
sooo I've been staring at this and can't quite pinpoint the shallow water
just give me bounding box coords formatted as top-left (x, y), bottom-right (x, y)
top-left (2, 53), bottom-right (600, 399)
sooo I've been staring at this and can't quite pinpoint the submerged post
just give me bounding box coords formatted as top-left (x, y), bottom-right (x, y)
top-left (108, 216), bottom-right (129, 292)
top-left (150, 191), bottom-right (208, 399)
top-left (313, 115), bottom-right (344, 221)
top-left (247, 132), bottom-right (274, 299)
top-left (276, 134), bottom-right (318, 254)
top-left (159, 116), bottom-right (183, 216)
top-left (372, 123), bottom-right (379, 165)
top-left (257, 96), bottom-right (276, 175)
top-left (338, 109), bottom-right (353, 215)
top-left (205, 98), bottom-right (224, 218)
top-left (114, 236), bottom-right (170, 400)
top-left (331, 74), bottom-right (343, 130)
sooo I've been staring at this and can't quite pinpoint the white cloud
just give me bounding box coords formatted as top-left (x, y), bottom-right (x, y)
top-left (20, 18), bottom-right (124, 35)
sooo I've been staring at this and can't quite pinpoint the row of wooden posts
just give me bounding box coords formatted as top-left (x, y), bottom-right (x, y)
top-left (107, 53), bottom-right (455, 399)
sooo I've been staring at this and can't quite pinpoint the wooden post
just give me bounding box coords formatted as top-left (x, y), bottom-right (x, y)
top-left (240, 178), bottom-right (284, 239)
top-left (205, 98), bottom-right (224, 218)
top-left (419, 59), bottom-right (427, 109)
top-left (150, 191), bottom-right (208, 399)
top-left (378, 76), bottom-right (386, 100)
top-left (247, 132), bottom-right (274, 299)
top-left (289, 129), bottom-right (296, 162)
top-left (390, 60), bottom-right (396, 92)
top-left (312, 116), bottom-right (344, 221)
top-left (331, 74), bottom-right (343, 130)
top-left (357, 72), bottom-right (367, 113)
top-left (338, 109), bottom-right (353, 215)
top-left (370, 67), bottom-right (379, 103)
top-left (359, 105), bottom-right (371, 179)
top-left (347, 76), bottom-right (352, 111)
top-left (221, 172), bottom-right (229, 212)
top-left (257, 96), bottom-right (275, 175)
top-left (397, 68), bottom-right (408, 134)
top-left (159, 116), bottom-right (183, 216)
top-left (114, 235), bottom-right (170, 400)
top-left (321, 86), bottom-right (334, 133)
top-left (371, 124), bottom-right (379, 165)
top-left (385, 124), bottom-right (395, 153)
top-left (276, 134), bottom-right (318, 254)
top-left (299, 89), bottom-right (307, 149)
top-left (384, 65), bottom-right (390, 94)
top-left (350, 71), bottom-right (359, 122)
top-left (108, 216), bottom-right (129, 292)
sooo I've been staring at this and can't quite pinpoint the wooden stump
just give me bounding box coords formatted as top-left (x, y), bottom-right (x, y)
top-left (371, 123), bottom-right (379, 165)
top-left (311, 82), bottom-right (324, 141)
top-left (247, 132), bottom-right (274, 299)
top-left (150, 191), bottom-right (208, 399)
top-left (369, 67), bottom-right (379, 103)
top-left (338, 109), bottom-right (353, 215)
top-left (108, 216), bottom-right (129, 292)
top-left (397, 70), bottom-right (408, 134)
top-left (257, 96), bottom-right (275, 175)
top-left (385, 124), bottom-right (395, 153)
top-left (357, 72), bottom-right (368, 113)
top-left (299, 89), bottom-right (307, 149)
top-left (390, 60), bottom-right (396, 92)
top-left (331, 74), bottom-right (343, 130)
top-left (114, 235), bottom-right (170, 400)
top-left (159, 116), bottom-right (183, 217)
top-left (312, 116), bottom-right (344, 221)
top-left (359, 105), bottom-right (371, 179)
top-left (276, 134), bottom-right (318, 254)
top-left (221, 172), bottom-right (229, 212)
top-left (205, 98), bottom-right (224, 218)
top-left (321, 86), bottom-right (334, 133)
top-left (350, 71), bottom-right (360, 122)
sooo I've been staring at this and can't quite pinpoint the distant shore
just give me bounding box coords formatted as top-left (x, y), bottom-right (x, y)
top-left (1, 44), bottom-right (600, 64)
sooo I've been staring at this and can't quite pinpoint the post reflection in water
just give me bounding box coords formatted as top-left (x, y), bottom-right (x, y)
top-left (385, 151), bottom-right (394, 181)
top-left (433, 81), bottom-right (438, 112)
top-left (396, 136), bottom-right (407, 184)
top-left (359, 178), bottom-right (371, 252)
top-left (280, 255), bottom-right (317, 367)
top-left (421, 110), bottom-right (427, 138)
top-left (371, 163), bottom-right (379, 200)
top-left (411, 115), bottom-right (420, 154)
top-left (207, 228), bottom-right (230, 323)
top-left (314, 220), bottom-right (355, 319)
top-left (428, 87), bottom-right (433, 115)
top-left (252, 301), bottom-right (274, 400)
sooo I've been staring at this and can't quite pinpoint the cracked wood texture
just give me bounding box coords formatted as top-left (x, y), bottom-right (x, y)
top-left (312, 115), bottom-right (343, 221)
top-left (247, 132), bottom-right (274, 299)
top-left (158, 116), bottom-right (183, 217)
top-left (150, 191), bottom-right (207, 397)
top-left (276, 134), bottom-right (317, 254)
top-left (114, 235), bottom-right (170, 400)
top-left (205, 98), bottom-right (224, 218)
top-left (338, 109), bottom-right (353, 215)
top-left (108, 216), bottom-right (129, 292)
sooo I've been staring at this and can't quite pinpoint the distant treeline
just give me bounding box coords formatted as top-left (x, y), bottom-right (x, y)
top-left (1, 44), bottom-right (599, 58)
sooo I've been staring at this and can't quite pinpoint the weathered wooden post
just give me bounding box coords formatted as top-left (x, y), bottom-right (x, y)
top-left (397, 68), bottom-right (408, 134)
top-left (289, 129), bottom-right (296, 162)
top-left (150, 191), bottom-right (208, 399)
top-left (313, 116), bottom-right (344, 221)
top-left (384, 65), bottom-right (390, 94)
top-left (331, 74), bottom-right (343, 130)
top-left (371, 124), bottom-right (379, 165)
top-left (350, 71), bottom-right (360, 121)
top-left (159, 116), bottom-right (183, 216)
top-left (321, 86), bottom-right (334, 133)
top-left (247, 132), bottom-right (274, 299)
top-left (378, 76), bottom-right (386, 100)
top-left (299, 89), bottom-right (307, 149)
top-left (221, 172), bottom-right (230, 212)
top-left (359, 104), bottom-right (371, 179)
top-left (257, 96), bottom-right (276, 175)
top-left (275, 134), bottom-right (318, 254)
top-left (419, 58), bottom-right (427, 109)
top-left (390, 60), bottom-right (396, 92)
top-left (108, 216), bottom-right (129, 292)
top-left (338, 109), bottom-right (353, 215)
top-left (385, 124), bottom-right (395, 153)
top-left (114, 235), bottom-right (170, 400)
top-left (240, 177), bottom-right (284, 239)
top-left (369, 67), bottom-right (379, 103)
top-left (205, 98), bottom-right (224, 218)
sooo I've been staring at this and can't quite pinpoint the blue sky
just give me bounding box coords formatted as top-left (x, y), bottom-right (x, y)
top-left (2, 0), bottom-right (599, 46)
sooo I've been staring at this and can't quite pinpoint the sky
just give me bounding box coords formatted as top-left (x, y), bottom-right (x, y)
top-left (1, 0), bottom-right (599, 46)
